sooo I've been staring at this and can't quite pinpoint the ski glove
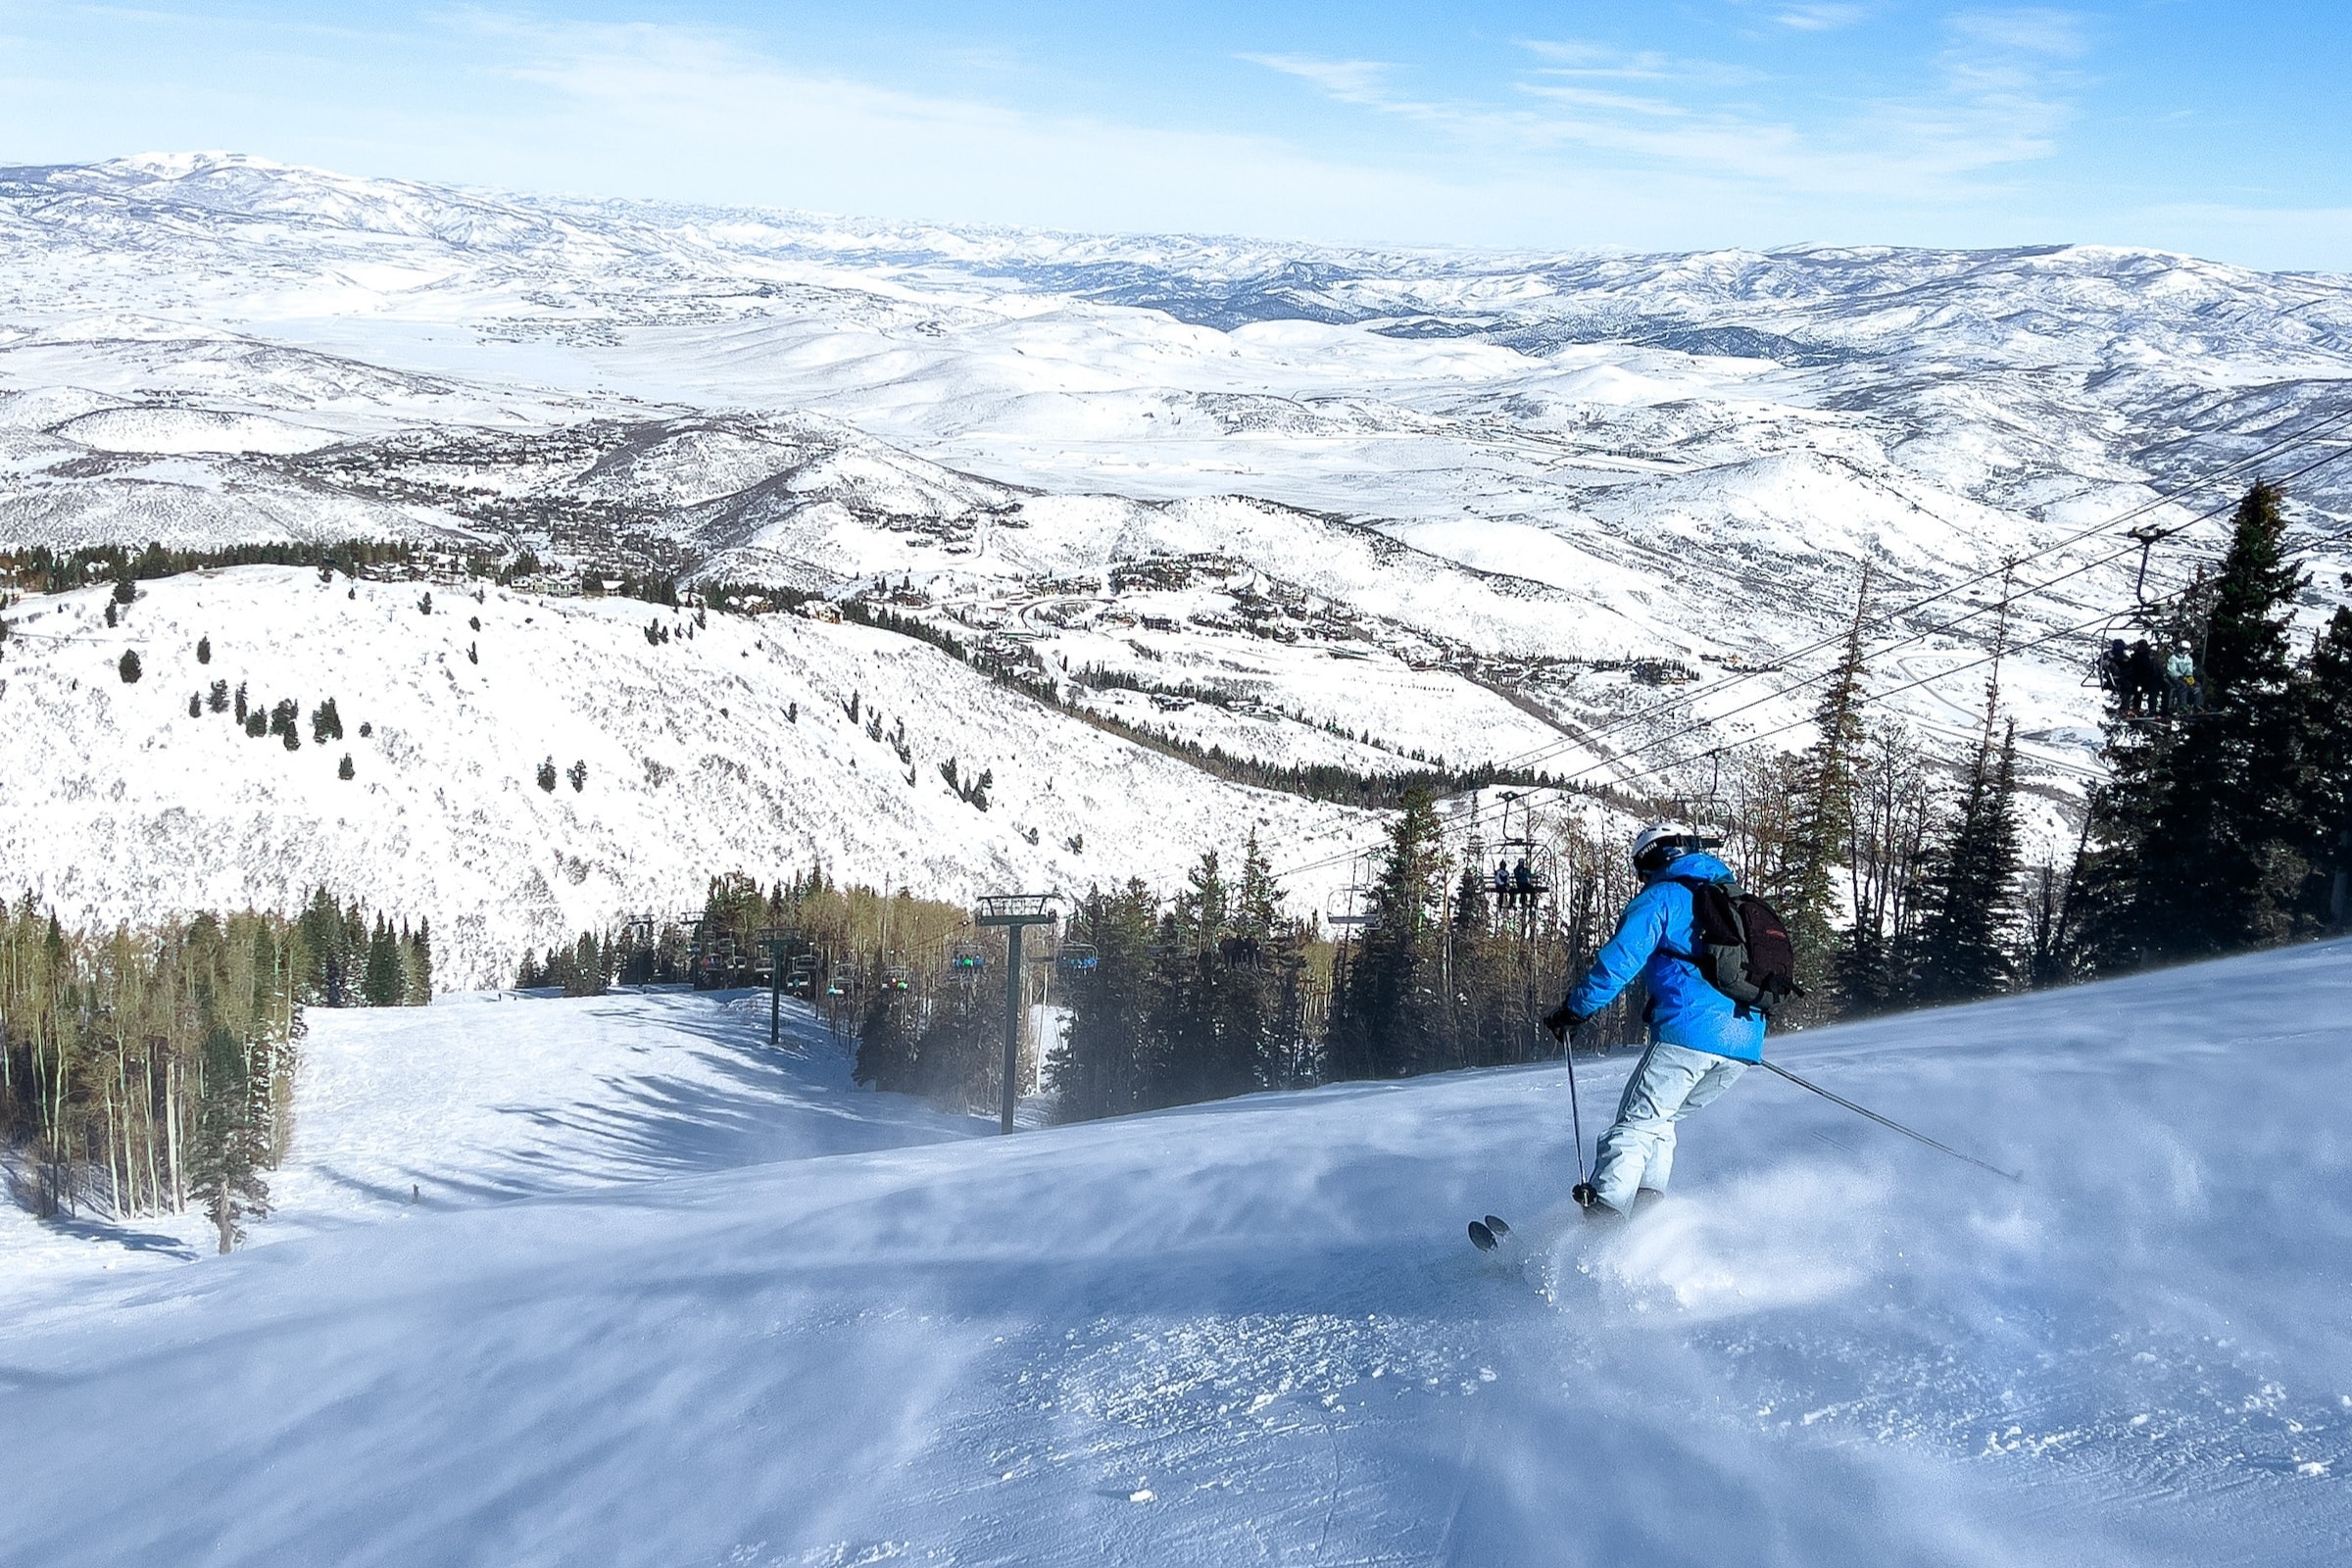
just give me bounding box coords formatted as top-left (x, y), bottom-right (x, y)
top-left (1541, 1003), bottom-right (1585, 1043)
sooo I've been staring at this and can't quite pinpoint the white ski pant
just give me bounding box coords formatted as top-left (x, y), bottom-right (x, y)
top-left (1589, 1042), bottom-right (1747, 1214)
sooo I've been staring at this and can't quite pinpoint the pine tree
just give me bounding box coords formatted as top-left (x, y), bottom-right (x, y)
top-left (854, 965), bottom-right (920, 1090)
top-left (208, 679), bottom-right (229, 712)
top-left (362, 917), bottom-right (405, 1006)
top-left (1771, 577), bottom-right (1874, 1016)
top-left (404, 919), bottom-right (434, 1005)
top-left (117, 649), bottom-right (141, 683)
top-left (234, 681), bottom-right (248, 723)
top-left (2294, 608), bottom-right (2352, 929)
top-left (338, 753), bottom-right (355, 780)
top-left (2076, 483), bottom-right (2311, 967)
top-left (1908, 721), bottom-right (2025, 1003)
top-left (187, 1024), bottom-right (271, 1253)
top-left (197, 635), bottom-right (212, 664)
top-left (1325, 789), bottom-right (1447, 1079)
top-left (1049, 884), bottom-right (1158, 1121)
top-left (188, 693), bottom-right (202, 718)
top-left (536, 758), bottom-right (558, 792)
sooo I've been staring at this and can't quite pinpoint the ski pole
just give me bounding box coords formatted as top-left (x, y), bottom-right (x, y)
top-left (1561, 1024), bottom-right (1588, 1183)
top-left (1759, 1059), bottom-right (2021, 1183)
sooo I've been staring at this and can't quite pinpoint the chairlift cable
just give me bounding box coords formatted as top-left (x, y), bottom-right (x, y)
top-left (1269, 407), bottom-right (2352, 878)
top-left (1274, 444), bottom-right (2351, 885)
top-left (1279, 422), bottom-right (2352, 883)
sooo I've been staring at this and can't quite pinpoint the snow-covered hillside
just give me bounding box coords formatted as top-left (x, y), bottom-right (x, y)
top-left (0, 986), bottom-right (986, 1314)
top-left (0, 565), bottom-right (1379, 986)
top-left (5, 938), bottom-right (2349, 1565)
top-left (9, 157), bottom-right (2352, 776)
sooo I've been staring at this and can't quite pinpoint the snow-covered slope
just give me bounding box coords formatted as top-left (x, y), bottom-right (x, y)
top-left (0, 566), bottom-right (1371, 985)
top-left (0, 986), bottom-right (985, 1314)
top-left (8, 153), bottom-right (2352, 932)
top-left (5, 938), bottom-right (2349, 1565)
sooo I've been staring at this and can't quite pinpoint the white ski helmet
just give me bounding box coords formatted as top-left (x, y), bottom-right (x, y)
top-left (1630, 821), bottom-right (1701, 875)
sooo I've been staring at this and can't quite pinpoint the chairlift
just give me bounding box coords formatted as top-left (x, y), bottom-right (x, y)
top-left (882, 965), bottom-right (913, 993)
top-left (1325, 885), bottom-right (1377, 935)
top-left (948, 940), bottom-right (987, 975)
top-left (1216, 934), bottom-right (1262, 968)
top-left (1057, 943), bottom-right (1099, 972)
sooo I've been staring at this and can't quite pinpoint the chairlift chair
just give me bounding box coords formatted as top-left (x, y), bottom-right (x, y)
top-left (948, 940), bottom-right (987, 975)
top-left (1057, 943), bottom-right (1099, 972)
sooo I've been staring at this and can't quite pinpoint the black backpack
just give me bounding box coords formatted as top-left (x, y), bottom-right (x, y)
top-left (1666, 877), bottom-right (1800, 1018)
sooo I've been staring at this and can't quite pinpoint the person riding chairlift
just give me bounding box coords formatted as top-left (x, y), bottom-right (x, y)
top-left (2126, 638), bottom-right (2163, 717)
top-left (2166, 646), bottom-right (2202, 714)
top-left (1512, 858), bottom-right (1536, 907)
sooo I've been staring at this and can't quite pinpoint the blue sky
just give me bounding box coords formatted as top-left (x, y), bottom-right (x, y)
top-left (2, 2), bottom-right (2346, 268)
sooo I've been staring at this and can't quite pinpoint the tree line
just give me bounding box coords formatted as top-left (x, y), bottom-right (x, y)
top-left (4, 887), bottom-right (434, 1248)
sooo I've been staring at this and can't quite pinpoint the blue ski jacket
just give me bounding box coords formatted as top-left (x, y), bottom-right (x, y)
top-left (1566, 852), bottom-right (1767, 1063)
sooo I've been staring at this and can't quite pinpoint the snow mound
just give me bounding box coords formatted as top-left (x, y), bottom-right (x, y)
top-left (53, 406), bottom-right (340, 455)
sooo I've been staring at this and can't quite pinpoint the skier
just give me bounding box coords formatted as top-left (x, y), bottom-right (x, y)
top-left (1541, 824), bottom-right (1770, 1223)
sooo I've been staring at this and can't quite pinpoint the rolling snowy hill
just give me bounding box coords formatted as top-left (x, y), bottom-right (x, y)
top-left (3, 939), bottom-right (2348, 1565)
top-left (0, 566), bottom-right (1379, 986)
top-left (7, 153), bottom-right (2352, 940)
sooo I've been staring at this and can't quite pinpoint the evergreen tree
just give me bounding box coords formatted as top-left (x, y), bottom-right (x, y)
top-left (1325, 789), bottom-right (1447, 1079)
top-left (234, 681), bottom-right (248, 723)
top-left (362, 917), bottom-right (405, 1006)
top-left (1050, 884), bottom-right (1158, 1121)
top-left (2294, 608), bottom-right (2352, 929)
top-left (208, 679), bottom-right (229, 712)
top-left (1908, 721), bottom-right (2025, 1003)
top-left (1770, 578), bottom-right (1874, 1016)
top-left (2076, 483), bottom-right (2311, 968)
top-left (189, 693), bottom-right (202, 718)
top-left (536, 758), bottom-right (558, 792)
top-left (404, 919), bottom-right (434, 1005)
top-left (117, 649), bottom-right (140, 683)
top-left (853, 962), bottom-right (920, 1090)
top-left (338, 753), bottom-right (355, 780)
top-left (187, 1012), bottom-right (276, 1254)
top-left (197, 635), bottom-right (212, 664)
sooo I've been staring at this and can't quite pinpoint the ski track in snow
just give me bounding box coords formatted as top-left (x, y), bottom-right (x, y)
top-left (4, 943), bottom-right (2351, 1564)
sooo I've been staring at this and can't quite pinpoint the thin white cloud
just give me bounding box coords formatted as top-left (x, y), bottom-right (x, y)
top-left (1772, 5), bottom-right (1871, 32)
top-left (1950, 8), bottom-right (2090, 58)
top-left (1245, 23), bottom-right (2086, 202)
top-left (1234, 54), bottom-right (1394, 105)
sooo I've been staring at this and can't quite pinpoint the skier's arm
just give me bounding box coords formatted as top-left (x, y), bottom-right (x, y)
top-left (1565, 886), bottom-right (1671, 1019)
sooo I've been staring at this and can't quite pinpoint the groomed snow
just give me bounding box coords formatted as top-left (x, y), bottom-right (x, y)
top-left (4, 942), bottom-right (2349, 1565)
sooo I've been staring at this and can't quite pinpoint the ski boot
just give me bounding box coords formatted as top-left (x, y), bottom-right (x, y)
top-left (1572, 1182), bottom-right (1627, 1229)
